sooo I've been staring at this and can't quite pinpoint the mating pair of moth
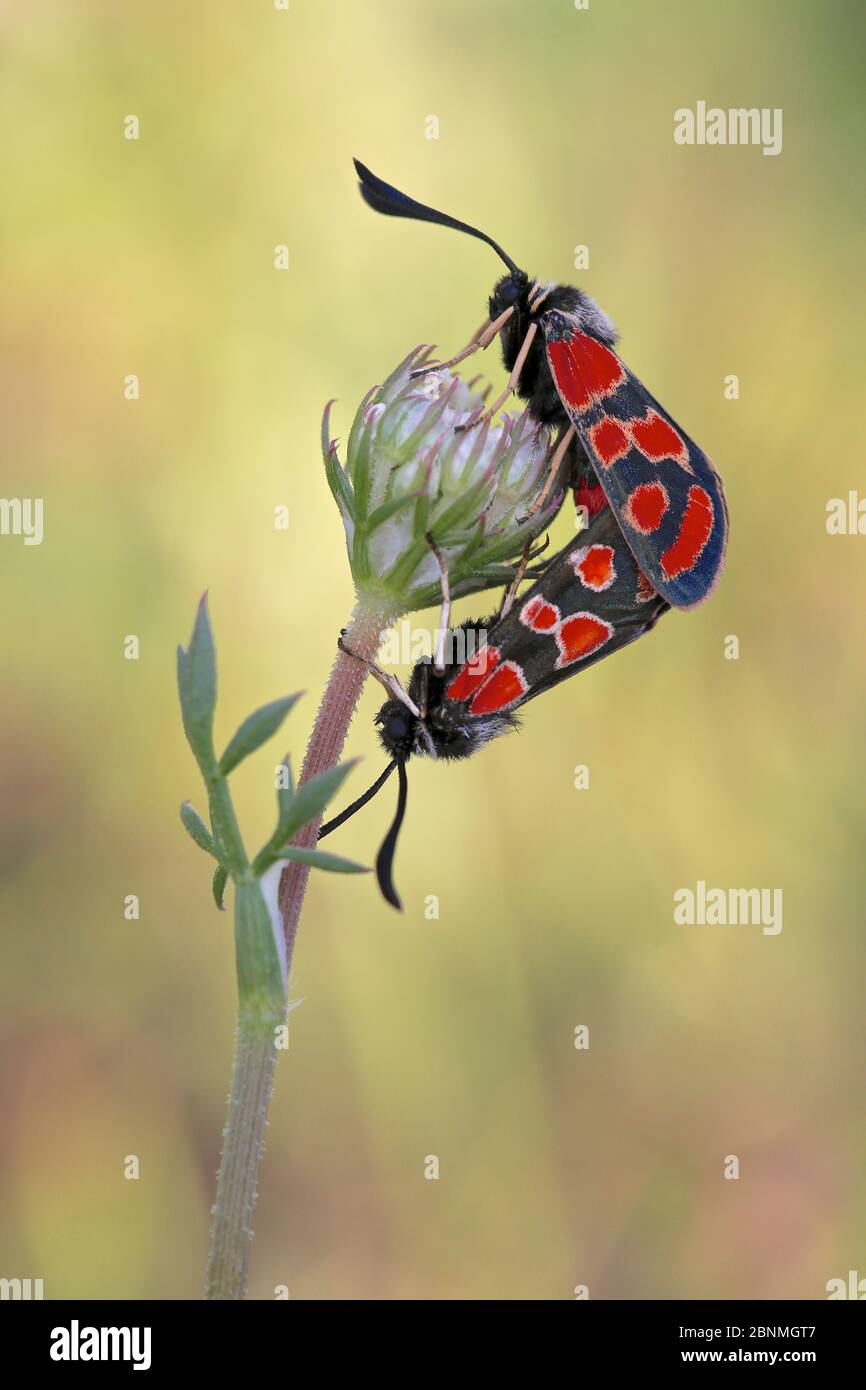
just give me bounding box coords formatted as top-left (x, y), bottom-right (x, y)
top-left (320, 160), bottom-right (729, 907)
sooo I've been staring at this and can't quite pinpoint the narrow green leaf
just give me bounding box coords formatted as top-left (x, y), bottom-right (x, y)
top-left (177, 593), bottom-right (217, 770)
top-left (180, 801), bottom-right (218, 857)
top-left (364, 490), bottom-right (421, 533)
top-left (252, 759), bottom-right (358, 876)
top-left (350, 413), bottom-right (376, 521)
top-left (321, 398), bottom-right (336, 460)
top-left (324, 444), bottom-right (355, 522)
top-left (322, 403), bottom-right (355, 521)
top-left (426, 470), bottom-right (493, 540)
top-left (219, 693), bottom-right (302, 776)
top-left (397, 375), bottom-right (459, 457)
top-left (279, 760), bottom-right (359, 843)
top-left (278, 846), bottom-right (369, 874)
top-left (345, 383), bottom-right (379, 481)
top-left (378, 344), bottom-right (426, 400)
top-left (212, 864), bottom-right (228, 911)
top-left (251, 756), bottom-right (295, 874)
top-left (411, 481), bottom-right (433, 541)
top-left (276, 753), bottom-right (294, 818)
top-left (381, 535), bottom-right (428, 597)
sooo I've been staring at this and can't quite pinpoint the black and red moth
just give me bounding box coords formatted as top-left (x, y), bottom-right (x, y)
top-left (321, 507), bottom-right (670, 908)
top-left (321, 161), bottom-right (727, 906)
top-left (376, 505), bottom-right (668, 763)
top-left (353, 158), bottom-right (728, 611)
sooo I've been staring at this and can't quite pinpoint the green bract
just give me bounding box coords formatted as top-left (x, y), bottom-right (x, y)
top-left (323, 346), bottom-right (563, 612)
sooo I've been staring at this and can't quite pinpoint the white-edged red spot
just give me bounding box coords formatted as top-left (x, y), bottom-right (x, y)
top-left (660, 485), bottom-right (715, 579)
top-left (589, 415), bottom-right (629, 468)
top-left (569, 543), bottom-right (616, 591)
top-left (445, 645), bottom-right (500, 702)
top-left (547, 333), bottom-right (625, 413)
top-left (519, 594), bottom-right (560, 632)
top-left (630, 409), bottom-right (692, 472)
top-left (623, 481), bottom-right (670, 534)
top-left (555, 612), bottom-right (614, 668)
top-left (469, 661), bottom-right (528, 715)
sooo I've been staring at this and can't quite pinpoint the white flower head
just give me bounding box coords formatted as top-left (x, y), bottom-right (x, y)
top-left (322, 346), bottom-right (564, 612)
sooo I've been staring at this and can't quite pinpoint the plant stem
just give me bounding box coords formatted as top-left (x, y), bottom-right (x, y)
top-left (204, 598), bottom-right (391, 1300)
top-left (205, 1015), bottom-right (279, 1300)
top-left (278, 598), bottom-right (394, 970)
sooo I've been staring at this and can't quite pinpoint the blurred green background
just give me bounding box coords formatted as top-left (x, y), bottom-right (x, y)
top-left (1, 0), bottom-right (864, 1300)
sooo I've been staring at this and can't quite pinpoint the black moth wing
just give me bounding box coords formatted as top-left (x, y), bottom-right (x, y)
top-left (541, 312), bottom-right (728, 609)
top-left (511, 508), bottom-right (669, 706)
top-left (435, 507), bottom-right (669, 730)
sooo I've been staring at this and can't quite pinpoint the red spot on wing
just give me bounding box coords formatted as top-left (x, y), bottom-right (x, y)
top-left (520, 594), bottom-right (560, 631)
top-left (445, 645), bottom-right (500, 702)
top-left (548, 333), bottom-right (625, 413)
top-left (589, 415), bottom-right (629, 468)
top-left (660, 485), bottom-right (714, 579)
top-left (635, 569), bottom-right (657, 603)
top-left (569, 543), bottom-right (616, 591)
top-left (555, 612), bottom-right (614, 668)
top-left (624, 481), bottom-right (670, 534)
top-left (574, 484), bottom-right (607, 519)
top-left (630, 409), bottom-right (692, 471)
top-left (469, 661), bottom-right (527, 714)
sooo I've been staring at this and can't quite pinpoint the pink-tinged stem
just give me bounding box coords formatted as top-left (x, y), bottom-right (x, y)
top-left (278, 600), bottom-right (395, 969)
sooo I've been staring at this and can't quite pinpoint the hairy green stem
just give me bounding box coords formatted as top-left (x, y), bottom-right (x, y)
top-left (205, 1016), bottom-right (280, 1300)
top-left (206, 768), bottom-right (249, 876)
top-left (204, 598), bottom-right (391, 1300)
top-left (278, 599), bottom-right (395, 971)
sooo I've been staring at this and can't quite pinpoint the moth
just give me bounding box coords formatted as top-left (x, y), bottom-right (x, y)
top-left (322, 161), bottom-right (727, 906)
top-left (354, 158), bottom-right (728, 610)
top-left (321, 505), bottom-right (669, 908)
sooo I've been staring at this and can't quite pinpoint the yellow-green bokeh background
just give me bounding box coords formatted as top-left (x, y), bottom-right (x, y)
top-left (2, 0), bottom-right (864, 1299)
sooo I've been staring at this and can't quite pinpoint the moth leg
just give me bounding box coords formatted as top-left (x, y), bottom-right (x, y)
top-left (410, 306), bottom-right (514, 380)
top-left (337, 635), bottom-right (421, 716)
top-left (527, 280), bottom-right (554, 313)
top-left (520, 422), bottom-right (577, 520)
top-left (457, 320), bottom-right (538, 431)
top-left (425, 531), bottom-right (451, 675)
top-left (497, 532), bottom-right (550, 619)
top-left (497, 540), bottom-right (533, 620)
top-left (409, 317), bottom-right (487, 377)
top-left (417, 662), bottom-right (430, 720)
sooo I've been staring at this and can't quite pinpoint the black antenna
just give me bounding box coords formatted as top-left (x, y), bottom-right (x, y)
top-left (354, 158), bottom-right (523, 277)
top-left (318, 759), bottom-right (398, 840)
top-left (375, 758), bottom-right (409, 912)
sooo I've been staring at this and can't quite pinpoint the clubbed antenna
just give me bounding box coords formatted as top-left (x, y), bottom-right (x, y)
top-left (318, 754), bottom-right (409, 912)
top-left (354, 158), bottom-right (523, 277)
top-left (374, 757), bottom-right (409, 911)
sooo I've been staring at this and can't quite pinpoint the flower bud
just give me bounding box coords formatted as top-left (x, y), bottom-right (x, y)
top-left (323, 346), bottom-right (563, 613)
